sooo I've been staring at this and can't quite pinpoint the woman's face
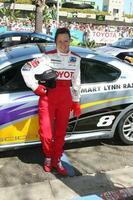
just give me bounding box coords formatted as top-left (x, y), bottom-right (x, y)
top-left (56, 33), bottom-right (70, 53)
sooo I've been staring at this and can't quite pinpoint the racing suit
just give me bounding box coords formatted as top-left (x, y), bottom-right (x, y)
top-left (21, 49), bottom-right (81, 165)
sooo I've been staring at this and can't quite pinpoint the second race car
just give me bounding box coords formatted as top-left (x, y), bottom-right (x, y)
top-left (95, 37), bottom-right (133, 63)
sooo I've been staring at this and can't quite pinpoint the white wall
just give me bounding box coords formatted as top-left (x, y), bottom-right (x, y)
top-left (103, 0), bottom-right (124, 18)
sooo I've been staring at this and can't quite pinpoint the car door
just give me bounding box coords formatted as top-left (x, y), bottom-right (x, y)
top-left (70, 57), bottom-right (123, 137)
top-left (0, 60), bottom-right (40, 148)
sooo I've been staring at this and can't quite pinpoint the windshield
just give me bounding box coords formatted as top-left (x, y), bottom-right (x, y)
top-left (110, 38), bottom-right (133, 49)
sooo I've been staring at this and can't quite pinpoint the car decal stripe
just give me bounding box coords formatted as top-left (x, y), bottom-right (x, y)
top-left (0, 116), bottom-right (39, 144)
top-left (14, 94), bottom-right (35, 100)
top-left (81, 96), bottom-right (133, 109)
top-left (0, 104), bottom-right (38, 126)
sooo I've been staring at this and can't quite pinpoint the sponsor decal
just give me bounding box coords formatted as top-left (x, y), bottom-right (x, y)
top-left (97, 115), bottom-right (115, 127)
top-left (28, 59), bottom-right (40, 68)
top-left (69, 56), bottom-right (76, 63)
top-left (0, 116), bottom-right (39, 144)
top-left (81, 86), bottom-right (101, 93)
top-left (51, 59), bottom-right (61, 63)
top-left (22, 59), bottom-right (40, 71)
top-left (56, 70), bottom-right (74, 79)
top-left (81, 83), bottom-right (133, 94)
top-left (22, 63), bottom-right (31, 71)
top-left (92, 30), bottom-right (119, 44)
top-left (0, 135), bottom-right (35, 142)
top-left (123, 83), bottom-right (133, 88)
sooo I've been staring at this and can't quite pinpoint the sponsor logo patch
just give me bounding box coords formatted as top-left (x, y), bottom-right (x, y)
top-left (69, 56), bottom-right (76, 63)
top-left (56, 70), bottom-right (74, 79)
top-left (22, 63), bottom-right (31, 71)
top-left (51, 59), bottom-right (61, 63)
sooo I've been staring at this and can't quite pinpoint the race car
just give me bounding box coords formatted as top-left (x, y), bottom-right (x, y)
top-left (0, 31), bottom-right (54, 49)
top-left (0, 43), bottom-right (133, 151)
top-left (95, 37), bottom-right (133, 63)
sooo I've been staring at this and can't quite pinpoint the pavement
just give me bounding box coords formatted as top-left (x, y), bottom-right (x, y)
top-left (0, 166), bottom-right (133, 200)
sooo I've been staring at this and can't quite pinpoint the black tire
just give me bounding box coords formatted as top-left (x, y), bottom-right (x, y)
top-left (117, 110), bottom-right (133, 145)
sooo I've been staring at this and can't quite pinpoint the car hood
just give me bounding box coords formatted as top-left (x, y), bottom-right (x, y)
top-left (95, 46), bottom-right (126, 56)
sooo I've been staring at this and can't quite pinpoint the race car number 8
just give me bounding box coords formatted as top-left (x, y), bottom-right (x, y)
top-left (97, 115), bottom-right (115, 127)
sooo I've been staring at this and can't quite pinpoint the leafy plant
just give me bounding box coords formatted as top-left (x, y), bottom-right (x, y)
top-left (0, 7), bottom-right (20, 20)
top-left (79, 39), bottom-right (96, 48)
top-left (28, 12), bottom-right (35, 26)
top-left (0, 7), bottom-right (20, 30)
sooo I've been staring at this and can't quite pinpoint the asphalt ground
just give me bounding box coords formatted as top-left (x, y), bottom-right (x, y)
top-left (0, 139), bottom-right (133, 199)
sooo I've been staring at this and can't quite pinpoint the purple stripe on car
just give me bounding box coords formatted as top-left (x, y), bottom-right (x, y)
top-left (14, 94), bottom-right (35, 100)
top-left (0, 104), bottom-right (38, 126)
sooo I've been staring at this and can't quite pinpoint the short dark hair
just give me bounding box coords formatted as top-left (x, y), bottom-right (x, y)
top-left (54, 27), bottom-right (71, 42)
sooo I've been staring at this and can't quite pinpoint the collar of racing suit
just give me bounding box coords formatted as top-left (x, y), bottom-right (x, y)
top-left (57, 49), bottom-right (71, 56)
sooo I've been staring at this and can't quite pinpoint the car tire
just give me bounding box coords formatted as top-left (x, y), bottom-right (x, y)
top-left (117, 110), bottom-right (133, 145)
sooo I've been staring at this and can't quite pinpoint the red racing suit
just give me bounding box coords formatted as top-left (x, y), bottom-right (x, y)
top-left (21, 49), bottom-right (81, 165)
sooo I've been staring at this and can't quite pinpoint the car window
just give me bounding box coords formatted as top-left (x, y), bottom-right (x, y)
top-left (81, 58), bottom-right (120, 84)
top-left (111, 38), bottom-right (133, 49)
top-left (128, 52), bottom-right (133, 57)
top-left (0, 36), bottom-right (21, 48)
top-left (0, 60), bottom-right (31, 93)
top-left (31, 36), bottom-right (53, 43)
top-left (21, 36), bottom-right (31, 43)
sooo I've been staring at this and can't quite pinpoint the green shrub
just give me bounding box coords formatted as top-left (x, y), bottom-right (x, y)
top-left (81, 39), bottom-right (96, 48)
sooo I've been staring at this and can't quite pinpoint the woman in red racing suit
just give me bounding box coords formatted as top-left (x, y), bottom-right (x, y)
top-left (21, 27), bottom-right (81, 176)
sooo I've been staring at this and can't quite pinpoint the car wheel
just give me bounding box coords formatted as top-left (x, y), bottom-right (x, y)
top-left (117, 110), bottom-right (133, 145)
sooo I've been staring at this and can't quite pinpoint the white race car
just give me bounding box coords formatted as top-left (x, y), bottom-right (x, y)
top-left (0, 43), bottom-right (133, 151)
top-left (95, 37), bottom-right (133, 63)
